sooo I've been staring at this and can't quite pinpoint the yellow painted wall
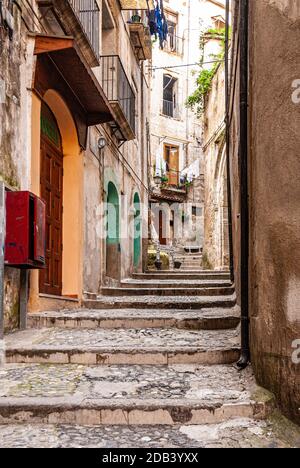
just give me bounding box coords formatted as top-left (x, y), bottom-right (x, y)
top-left (29, 90), bottom-right (83, 308)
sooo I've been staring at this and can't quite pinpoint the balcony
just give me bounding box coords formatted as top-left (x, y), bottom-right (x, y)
top-left (162, 100), bottom-right (180, 119)
top-left (128, 22), bottom-right (152, 61)
top-left (100, 55), bottom-right (136, 141)
top-left (164, 34), bottom-right (184, 56)
top-left (37, 0), bottom-right (100, 67)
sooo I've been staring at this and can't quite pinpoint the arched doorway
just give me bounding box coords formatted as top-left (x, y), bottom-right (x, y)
top-left (106, 182), bottom-right (120, 279)
top-left (133, 193), bottom-right (141, 268)
top-left (40, 103), bottom-right (63, 295)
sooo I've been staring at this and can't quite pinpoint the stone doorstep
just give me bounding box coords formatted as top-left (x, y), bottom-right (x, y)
top-left (27, 312), bottom-right (240, 331)
top-left (83, 295), bottom-right (237, 310)
top-left (100, 287), bottom-right (235, 297)
top-left (0, 398), bottom-right (274, 426)
top-left (5, 348), bottom-right (240, 366)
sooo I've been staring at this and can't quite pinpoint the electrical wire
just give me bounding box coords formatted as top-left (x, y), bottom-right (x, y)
top-left (150, 59), bottom-right (226, 71)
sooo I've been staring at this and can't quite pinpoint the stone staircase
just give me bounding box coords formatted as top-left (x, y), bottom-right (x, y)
top-left (0, 270), bottom-right (291, 448)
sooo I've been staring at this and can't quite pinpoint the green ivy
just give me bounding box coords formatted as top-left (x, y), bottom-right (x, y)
top-left (186, 27), bottom-right (228, 116)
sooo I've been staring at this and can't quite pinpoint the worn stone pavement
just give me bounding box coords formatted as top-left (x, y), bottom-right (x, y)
top-left (1, 273), bottom-right (299, 448)
top-left (0, 417), bottom-right (299, 448)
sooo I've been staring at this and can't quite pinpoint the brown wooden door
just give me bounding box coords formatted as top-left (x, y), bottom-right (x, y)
top-left (40, 138), bottom-right (63, 296)
top-left (159, 211), bottom-right (167, 246)
top-left (164, 144), bottom-right (179, 186)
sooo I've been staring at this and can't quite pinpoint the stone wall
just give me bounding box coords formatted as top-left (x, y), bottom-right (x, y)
top-left (0, 2), bottom-right (29, 331)
top-left (230, 0), bottom-right (300, 423)
top-left (203, 64), bottom-right (229, 270)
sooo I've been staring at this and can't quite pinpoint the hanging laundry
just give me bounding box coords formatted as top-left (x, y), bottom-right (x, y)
top-left (148, 0), bottom-right (168, 49)
top-left (148, 9), bottom-right (157, 37)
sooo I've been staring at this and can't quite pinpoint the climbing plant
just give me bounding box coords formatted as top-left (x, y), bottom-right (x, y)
top-left (186, 28), bottom-right (227, 116)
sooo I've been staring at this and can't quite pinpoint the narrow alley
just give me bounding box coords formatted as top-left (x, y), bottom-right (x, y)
top-left (0, 0), bottom-right (300, 451)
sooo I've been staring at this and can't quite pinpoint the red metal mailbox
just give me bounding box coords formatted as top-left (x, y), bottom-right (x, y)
top-left (5, 191), bottom-right (46, 269)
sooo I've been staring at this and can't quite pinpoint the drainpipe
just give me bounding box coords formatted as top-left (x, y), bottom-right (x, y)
top-left (0, 182), bottom-right (6, 365)
top-left (225, 0), bottom-right (234, 284)
top-left (237, 0), bottom-right (250, 369)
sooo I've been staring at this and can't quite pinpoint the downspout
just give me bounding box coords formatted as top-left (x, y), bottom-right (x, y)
top-left (237, 0), bottom-right (250, 369)
top-left (225, 0), bottom-right (234, 284)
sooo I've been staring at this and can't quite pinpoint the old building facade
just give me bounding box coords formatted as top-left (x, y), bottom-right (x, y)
top-left (0, 0), bottom-right (151, 329)
top-left (149, 0), bottom-right (225, 256)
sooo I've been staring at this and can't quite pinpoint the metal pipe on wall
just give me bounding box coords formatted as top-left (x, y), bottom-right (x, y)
top-left (237, 0), bottom-right (250, 369)
top-left (0, 182), bottom-right (6, 365)
top-left (225, 0), bottom-right (234, 284)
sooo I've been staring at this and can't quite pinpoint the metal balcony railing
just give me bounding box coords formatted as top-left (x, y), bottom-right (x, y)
top-left (69, 0), bottom-right (100, 59)
top-left (162, 100), bottom-right (180, 119)
top-left (165, 34), bottom-right (184, 55)
top-left (155, 169), bottom-right (191, 193)
top-left (100, 55), bottom-right (136, 134)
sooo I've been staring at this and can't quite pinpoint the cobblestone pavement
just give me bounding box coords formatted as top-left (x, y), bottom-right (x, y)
top-left (0, 364), bottom-right (256, 402)
top-left (93, 295), bottom-right (235, 305)
top-left (0, 417), bottom-right (299, 448)
top-left (5, 327), bottom-right (239, 350)
top-left (28, 307), bottom-right (240, 321)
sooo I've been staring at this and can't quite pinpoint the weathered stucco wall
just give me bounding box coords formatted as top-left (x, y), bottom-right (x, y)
top-left (230, 0), bottom-right (300, 423)
top-left (0, 4), bottom-right (27, 330)
top-left (248, 0), bottom-right (300, 424)
top-left (203, 64), bottom-right (229, 270)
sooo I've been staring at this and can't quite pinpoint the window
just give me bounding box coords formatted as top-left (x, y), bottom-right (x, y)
top-left (211, 15), bottom-right (226, 31)
top-left (165, 11), bottom-right (178, 52)
top-left (164, 144), bottom-right (179, 186)
top-left (163, 74), bottom-right (178, 118)
top-left (164, 10), bottom-right (183, 54)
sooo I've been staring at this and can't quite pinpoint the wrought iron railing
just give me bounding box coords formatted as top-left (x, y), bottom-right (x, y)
top-left (100, 55), bottom-right (136, 134)
top-left (162, 100), bottom-right (180, 119)
top-left (155, 169), bottom-right (191, 192)
top-left (69, 0), bottom-right (100, 59)
top-left (165, 34), bottom-right (184, 55)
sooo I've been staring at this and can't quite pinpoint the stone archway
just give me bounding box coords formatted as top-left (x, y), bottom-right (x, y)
top-left (30, 89), bottom-right (83, 304)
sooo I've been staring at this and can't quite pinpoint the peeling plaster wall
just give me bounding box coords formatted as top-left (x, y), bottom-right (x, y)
top-left (230, 0), bottom-right (300, 423)
top-left (203, 64), bottom-right (229, 270)
top-left (0, 4), bottom-right (31, 331)
top-left (83, 1), bottom-right (149, 291)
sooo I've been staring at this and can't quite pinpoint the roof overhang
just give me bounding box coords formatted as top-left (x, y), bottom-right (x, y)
top-left (33, 34), bottom-right (115, 127)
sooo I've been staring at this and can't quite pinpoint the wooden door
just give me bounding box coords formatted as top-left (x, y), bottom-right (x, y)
top-left (40, 138), bottom-right (63, 296)
top-left (159, 211), bottom-right (167, 246)
top-left (164, 145), bottom-right (179, 186)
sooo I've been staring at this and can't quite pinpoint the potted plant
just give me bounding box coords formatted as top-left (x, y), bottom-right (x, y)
top-left (174, 259), bottom-right (182, 270)
top-left (131, 14), bottom-right (142, 23)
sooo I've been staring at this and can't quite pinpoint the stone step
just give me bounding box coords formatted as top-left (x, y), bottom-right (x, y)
top-left (27, 308), bottom-right (240, 331)
top-left (1, 417), bottom-right (295, 448)
top-left (0, 364), bottom-right (273, 427)
top-left (5, 328), bottom-right (240, 365)
top-left (84, 294), bottom-right (236, 310)
top-left (121, 279), bottom-right (232, 289)
top-left (100, 287), bottom-right (235, 297)
top-left (132, 272), bottom-right (230, 281)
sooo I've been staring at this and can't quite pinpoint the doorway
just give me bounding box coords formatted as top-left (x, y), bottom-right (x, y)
top-left (133, 193), bottom-right (141, 267)
top-left (106, 182), bottom-right (120, 279)
top-left (164, 144), bottom-right (179, 186)
top-left (39, 103), bottom-right (63, 296)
